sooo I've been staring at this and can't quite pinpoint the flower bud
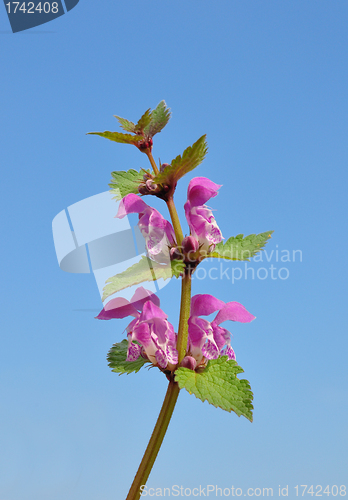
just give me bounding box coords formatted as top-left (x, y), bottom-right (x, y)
top-left (182, 235), bottom-right (199, 255)
top-left (180, 356), bottom-right (197, 371)
top-left (160, 163), bottom-right (170, 172)
top-left (146, 179), bottom-right (158, 192)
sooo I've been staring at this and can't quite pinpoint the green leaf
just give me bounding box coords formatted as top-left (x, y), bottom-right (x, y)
top-left (153, 135), bottom-right (208, 185)
top-left (114, 115), bottom-right (136, 133)
top-left (135, 108), bottom-right (152, 133)
top-left (175, 357), bottom-right (253, 420)
top-left (102, 257), bottom-right (185, 301)
top-left (107, 339), bottom-right (150, 375)
top-left (209, 231), bottom-right (274, 261)
top-left (109, 169), bottom-right (152, 201)
top-left (87, 131), bottom-right (143, 145)
top-left (144, 100), bottom-right (171, 137)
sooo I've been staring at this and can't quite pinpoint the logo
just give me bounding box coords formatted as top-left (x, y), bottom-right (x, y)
top-left (52, 191), bottom-right (171, 305)
top-left (3, 0), bottom-right (79, 33)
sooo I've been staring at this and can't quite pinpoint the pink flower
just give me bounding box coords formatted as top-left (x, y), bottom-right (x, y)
top-left (116, 193), bottom-right (176, 263)
top-left (96, 287), bottom-right (178, 370)
top-left (184, 177), bottom-right (223, 254)
top-left (188, 294), bottom-right (255, 364)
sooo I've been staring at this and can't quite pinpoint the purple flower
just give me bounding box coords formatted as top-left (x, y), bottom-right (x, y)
top-left (96, 287), bottom-right (178, 370)
top-left (116, 193), bottom-right (176, 263)
top-left (188, 294), bottom-right (255, 364)
top-left (184, 177), bottom-right (223, 254)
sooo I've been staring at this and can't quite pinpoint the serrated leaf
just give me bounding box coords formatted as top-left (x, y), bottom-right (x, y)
top-left (114, 115), bottom-right (136, 133)
top-left (109, 169), bottom-right (152, 201)
top-left (135, 109), bottom-right (152, 134)
top-left (209, 231), bottom-right (274, 261)
top-left (102, 257), bottom-right (185, 301)
top-left (175, 357), bottom-right (253, 420)
top-left (144, 100), bottom-right (171, 137)
top-left (107, 339), bottom-right (150, 375)
top-left (153, 135), bottom-right (208, 185)
top-left (87, 131), bottom-right (143, 145)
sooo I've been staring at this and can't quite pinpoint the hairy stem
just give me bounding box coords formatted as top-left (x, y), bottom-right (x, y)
top-left (145, 151), bottom-right (184, 245)
top-left (126, 149), bottom-right (191, 499)
top-left (166, 196), bottom-right (184, 245)
top-left (125, 381), bottom-right (180, 500)
top-left (176, 272), bottom-right (192, 364)
top-left (146, 151), bottom-right (159, 175)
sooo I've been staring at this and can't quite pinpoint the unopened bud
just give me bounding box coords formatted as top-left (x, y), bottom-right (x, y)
top-left (160, 163), bottom-right (170, 172)
top-left (180, 356), bottom-right (197, 371)
top-left (182, 236), bottom-right (199, 255)
top-left (146, 179), bottom-right (158, 192)
top-left (138, 185), bottom-right (148, 195)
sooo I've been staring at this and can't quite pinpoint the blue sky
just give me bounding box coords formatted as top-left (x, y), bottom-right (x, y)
top-left (1, 1), bottom-right (347, 499)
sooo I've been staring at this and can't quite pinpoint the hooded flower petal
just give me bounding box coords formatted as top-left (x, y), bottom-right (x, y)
top-left (188, 294), bottom-right (255, 363)
top-left (213, 302), bottom-right (256, 325)
top-left (191, 294), bottom-right (225, 318)
top-left (117, 194), bottom-right (176, 263)
top-left (95, 286), bottom-right (159, 320)
top-left (186, 177), bottom-right (222, 207)
top-left (184, 177), bottom-right (223, 253)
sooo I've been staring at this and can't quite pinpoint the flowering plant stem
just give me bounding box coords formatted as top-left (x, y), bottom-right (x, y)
top-left (125, 156), bottom-right (191, 499)
top-left (146, 151), bottom-right (159, 175)
top-left (126, 380), bottom-right (179, 500)
top-left (166, 196), bottom-right (184, 245)
top-left (176, 272), bottom-right (192, 364)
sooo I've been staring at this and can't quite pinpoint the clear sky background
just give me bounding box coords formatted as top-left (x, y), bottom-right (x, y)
top-left (1, 1), bottom-right (348, 499)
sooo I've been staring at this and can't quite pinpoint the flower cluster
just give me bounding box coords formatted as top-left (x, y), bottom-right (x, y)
top-left (116, 194), bottom-right (176, 264)
top-left (184, 294), bottom-right (255, 370)
top-left (97, 288), bottom-right (255, 372)
top-left (117, 176), bottom-right (223, 265)
top-left (184, 177), bottom-right (223, 254)
top-left (96, 287), bottom-right (178, 370)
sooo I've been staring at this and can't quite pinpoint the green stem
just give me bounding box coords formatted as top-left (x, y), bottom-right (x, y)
top-left (126, 148), bottom-right (191, 499)
top-left (176, 272), bottom-right (192, 364)
top-left (145, 151), bottom-right (184, 246)
top-left (146, 151), bottom-right (159, 175)
top-left (166, 196), bottom-right (184, 245)
top-left (125, 381), bottom-right (179, 500)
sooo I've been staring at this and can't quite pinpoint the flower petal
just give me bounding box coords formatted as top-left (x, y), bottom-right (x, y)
top-left (140, 301), bottom-right (168, 321)
top-left (202, 339), bottom-right (219, 359)
top-left (116, 193), bottom-right (148, 219)
top-left (155, 348), bottom-right (168, 369)
top-left (191, 294), bottom-right (225, 318)
top-left (187, 177), bottom-right (222, 207)
top-left (220, 345), bottom-right (236, 360)
top-left (214, 302), bottom-right (256, 324)
top-left (95, 297), bottom-right (138, 320)
top-left (166, 343), bottom-right (179, 365)
top-left (127, 341), bottom-right (142, 362)
top-left (130, 286), bottom-right (160, 310)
